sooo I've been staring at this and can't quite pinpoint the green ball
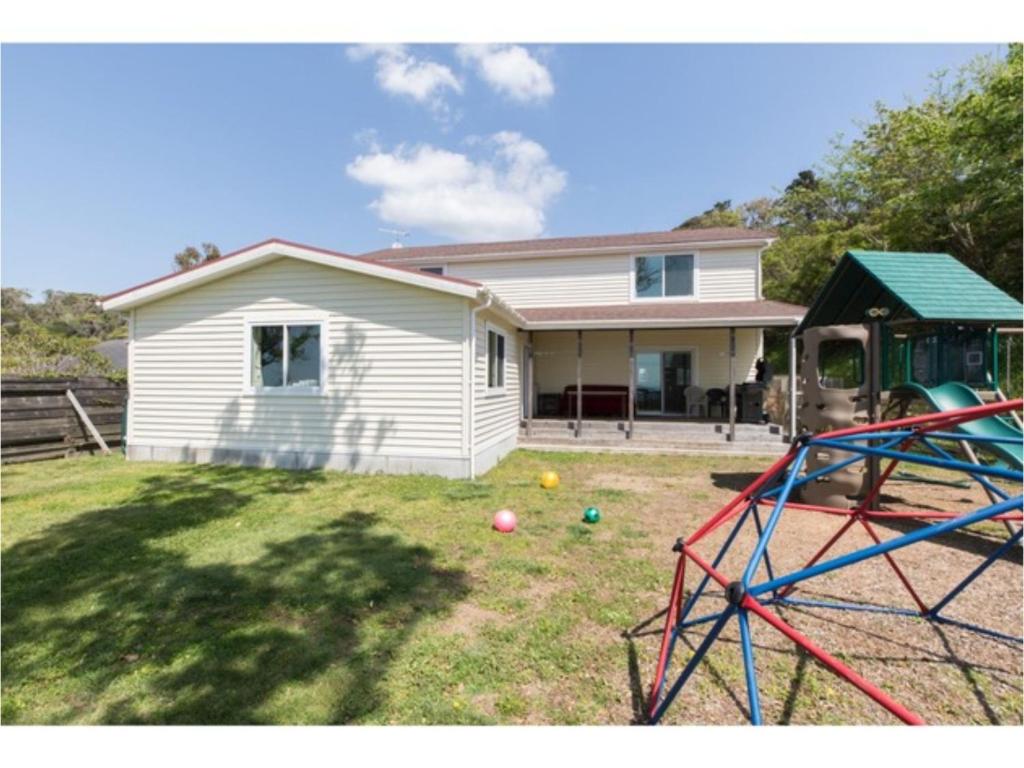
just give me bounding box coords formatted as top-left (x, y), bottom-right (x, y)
top-left (582, 506), bottom-right (601, 524)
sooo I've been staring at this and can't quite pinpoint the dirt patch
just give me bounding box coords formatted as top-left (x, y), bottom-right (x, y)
top-left (470, 691), bottom-right (498, 718)
top-left (625, 463), bottom-right (1022, 725)
top-left (524, 578), bottom-right (561, 604)
top-left (437, 601), bottom-right (506, 639)
top-left (585, 473), bottom-right (655, 494)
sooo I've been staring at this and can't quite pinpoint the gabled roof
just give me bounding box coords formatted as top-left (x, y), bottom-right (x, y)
top-left (520, 299), bottom-right (806, 330)
top-left (796, 250), bottom-right (1024, 333)
top-left (100, 238), bottom-right (485, 311)
top-left (361, 228), bottom-right (776, 263)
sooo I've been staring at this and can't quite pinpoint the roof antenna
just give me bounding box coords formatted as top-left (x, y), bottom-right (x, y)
top-left (379, 228), bottom-right (409, 249)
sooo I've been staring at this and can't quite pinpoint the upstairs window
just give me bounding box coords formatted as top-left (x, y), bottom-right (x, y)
top-left (487, 328), bottom-right (506, 390)
top-left (250, 323), bottom-right (323, 392)
top-left (420, 265), bottom-right (445, 275)
top-left (634, 254), bottom-right (695, 299)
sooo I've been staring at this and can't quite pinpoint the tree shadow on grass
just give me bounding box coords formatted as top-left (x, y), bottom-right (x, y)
top-left (2, 466), bottom-right (468, 723)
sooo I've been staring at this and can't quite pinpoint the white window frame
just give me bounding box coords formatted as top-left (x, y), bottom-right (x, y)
top-left (243, 318), bottom-right (328, 396)
top-left (630, 252), bottom-right (700, 302)
top-left (485, 323), bottom-right (508, 395)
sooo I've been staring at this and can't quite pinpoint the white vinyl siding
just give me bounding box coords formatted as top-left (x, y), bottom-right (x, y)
top-left (474, 310), bottom-right (520, 461)
top-left (452, 254), bottom-right (630, 308)
top-left (697, 248), bottom-right (760, 301)
top-left (443, 248), bottom-right (759, 307)
top-left (531, 328), bottom-right (761, 394)
top-left (129, 257), bottom-right (469, 467)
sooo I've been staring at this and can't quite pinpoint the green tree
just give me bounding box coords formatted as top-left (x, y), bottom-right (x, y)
top-left (36, 290), bottom-right (126, 338)
top-left (759, 44), bottom-right (1022, 306)
top-left (675, 200), bottom-right (745, 229)
top-left (174, 242), bottom-right (222, 272)
top-left (1, 288), bottom-right (126, 339)
top-left (0, 321), bottom-right (123, 380)
top-left (1, 287), bottom-right (32, 326)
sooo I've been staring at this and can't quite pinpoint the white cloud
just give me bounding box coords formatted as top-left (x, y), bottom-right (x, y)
top-left (456, 44), bottom-right (554, 103)
top-left (346, 132), bottom-right (567, 242)
top-left (347, 44), bottom-right (462, 117)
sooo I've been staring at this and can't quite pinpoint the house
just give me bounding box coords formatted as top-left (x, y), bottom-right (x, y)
top-left (100, 228), bottom-right (806, 478)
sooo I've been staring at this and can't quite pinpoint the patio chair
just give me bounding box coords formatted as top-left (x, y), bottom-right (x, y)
top-left (684, 385), bottom-right (706, 418)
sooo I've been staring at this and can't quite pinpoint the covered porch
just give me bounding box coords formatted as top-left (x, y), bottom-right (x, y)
top-left (517, 300), bottom-right (805, 445)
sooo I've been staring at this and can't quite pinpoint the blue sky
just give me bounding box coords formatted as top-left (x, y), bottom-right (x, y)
top-left (0, 43), bottom-right (1003, 296)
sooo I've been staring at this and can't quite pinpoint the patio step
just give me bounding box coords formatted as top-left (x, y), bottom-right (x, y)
top-left (635, 421), bottom-right (781, 436)
top-left (520, 419), bottom-right (784, 440)
top-left (516, 436), bottom-right (790, 457)
top-left (517, 418), bottom-right (789, 456)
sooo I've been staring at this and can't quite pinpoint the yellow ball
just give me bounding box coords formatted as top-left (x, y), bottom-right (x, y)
top-left (540, 470), bottom-right (560, 490)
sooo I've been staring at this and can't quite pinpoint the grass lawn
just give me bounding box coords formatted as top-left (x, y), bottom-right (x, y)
top-left (2, 450), bottom-right (1021, 725)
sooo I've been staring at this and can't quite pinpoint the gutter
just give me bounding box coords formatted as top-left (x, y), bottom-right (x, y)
top-left (521, 315), bottom-right (804, 331)
top-left (366, 237), bottom-right (776, 266)
top-left (480, 287), bottom-right (528, 329)
top-left (467, 293), bottom-right (494, 479)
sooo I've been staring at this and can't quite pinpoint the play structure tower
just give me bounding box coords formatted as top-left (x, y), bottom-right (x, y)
top-left (794, 251), bottom-right (1023, 506)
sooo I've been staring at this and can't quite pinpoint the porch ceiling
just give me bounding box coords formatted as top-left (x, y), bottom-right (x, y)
top-left (517, 299), bottom-right (806, 330)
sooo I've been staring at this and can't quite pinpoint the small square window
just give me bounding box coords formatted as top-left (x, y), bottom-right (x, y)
top-left (249, 323), bottom-right (322, 391)
top-left (634, 254), bottom-right (694, 298)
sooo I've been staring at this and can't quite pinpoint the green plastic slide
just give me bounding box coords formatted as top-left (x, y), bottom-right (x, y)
top-left (895, 381), bottom-right (1023, 470)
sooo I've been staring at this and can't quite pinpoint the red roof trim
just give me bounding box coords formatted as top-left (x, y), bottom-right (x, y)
top-left (101, 237), bottom-right (482, 303)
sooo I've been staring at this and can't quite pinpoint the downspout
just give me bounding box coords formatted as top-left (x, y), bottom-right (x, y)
top-left (755, 238), bottom-right (775, 301)
top-left (468, 292), bottom-right (493, 479)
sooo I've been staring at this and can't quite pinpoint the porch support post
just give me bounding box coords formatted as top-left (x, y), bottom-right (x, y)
top-left (788, 330), bottom-right (798, 440)
top-left (576, 330), bottom-right (583, 438)
top-left (627, 329), bottom-right (636, 439)
top-left (728, 327), bottom-right (737, 442)
top-left (866, 318), bottom-right (883, 495)
top-left (526, 331), bottom-right (534, 438)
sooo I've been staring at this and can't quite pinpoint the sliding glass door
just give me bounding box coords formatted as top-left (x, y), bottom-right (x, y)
top-left (636, 350), bottom-right (693, 415)
top-left (636, 352), bottom-right (663, 414)
top-left (662, 352), bottom-right (691, 414)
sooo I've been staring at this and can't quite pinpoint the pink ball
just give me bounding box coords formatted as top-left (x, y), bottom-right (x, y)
top-left (493, 509), bottom-right (517, 533)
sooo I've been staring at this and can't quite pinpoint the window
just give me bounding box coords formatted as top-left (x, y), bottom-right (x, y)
top-left (487, 328), bottom-right (506, 390)
top-left (420, 265), bottom-right (445, 275)
top-left (249, 323), bottom-right (323, 392)
top-left (818, 339), bottom-right (864, 389)
top-left (634, 254), bottom-right (694, 299)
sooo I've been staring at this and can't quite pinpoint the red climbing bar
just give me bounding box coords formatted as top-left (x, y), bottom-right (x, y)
top-left (742, 596), bottom-right (925, 725)
top-left (686, 450), bottom-right (798, 546)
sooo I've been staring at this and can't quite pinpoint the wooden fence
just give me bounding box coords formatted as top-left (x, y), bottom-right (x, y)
top-left (1, 376), bottom-right (127, 464)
